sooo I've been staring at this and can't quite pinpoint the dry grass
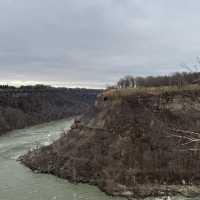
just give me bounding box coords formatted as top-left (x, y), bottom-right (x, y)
top-left (103, 84), bottom-right (200, 100)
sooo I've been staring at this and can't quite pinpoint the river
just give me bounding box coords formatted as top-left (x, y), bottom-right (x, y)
top-left (0, 118), bottom-right (197, 200)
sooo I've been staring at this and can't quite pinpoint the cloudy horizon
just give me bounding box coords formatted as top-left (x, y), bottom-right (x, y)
top-left (0, 0), bottom-right (200, 88)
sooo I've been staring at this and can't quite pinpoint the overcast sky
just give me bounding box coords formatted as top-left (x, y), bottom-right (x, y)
top-left (0, 0), bottom-right (200, 88)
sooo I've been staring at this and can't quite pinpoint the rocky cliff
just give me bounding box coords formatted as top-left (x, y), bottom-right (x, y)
top-left (20, 88), bottom-right (200, 198)
top-left (0, 87), bottom-right (100, 134)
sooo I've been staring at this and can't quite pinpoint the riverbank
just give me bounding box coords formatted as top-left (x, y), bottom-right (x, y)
top-left (21, 87), bottom-right (200, 198)
top-left (0, 118), bottom-right (126, 200)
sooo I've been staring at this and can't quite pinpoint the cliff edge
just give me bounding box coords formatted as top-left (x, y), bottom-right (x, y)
top-left (20, 87), bottom-right (200, 198)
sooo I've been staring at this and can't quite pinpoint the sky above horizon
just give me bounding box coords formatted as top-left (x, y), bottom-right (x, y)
top-left (0, 0), bottom-right (200, 88)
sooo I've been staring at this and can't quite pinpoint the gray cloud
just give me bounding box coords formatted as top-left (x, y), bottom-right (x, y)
top-left (0, 0), bottom-right (200, 88)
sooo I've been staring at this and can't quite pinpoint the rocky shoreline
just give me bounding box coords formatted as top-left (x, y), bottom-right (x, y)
top-left (20, 89), bottom-right (200, 198)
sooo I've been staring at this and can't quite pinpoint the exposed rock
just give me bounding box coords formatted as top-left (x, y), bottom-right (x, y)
top-left (20, 89), bottom-right (200, 198)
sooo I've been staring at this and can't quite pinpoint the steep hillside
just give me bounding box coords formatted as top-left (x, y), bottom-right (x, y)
top-left (0, 87), bottom-right (100, 134)
top-left (21, 87), bottom-right (200, 198)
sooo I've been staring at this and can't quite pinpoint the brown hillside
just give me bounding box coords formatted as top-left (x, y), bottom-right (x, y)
top-left (20, 88), bottom-right (200, 198)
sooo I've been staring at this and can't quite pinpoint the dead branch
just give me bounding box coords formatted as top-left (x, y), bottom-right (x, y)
top-left (169, 128), bottom-right (200, 137)
top-left (167, 133), bottom-right (199, 142)
top-left (167, 128), bottom-right (200, 151)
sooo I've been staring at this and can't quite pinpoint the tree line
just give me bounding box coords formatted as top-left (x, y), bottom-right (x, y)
top-left (116, 72), bottom-right (200, 88)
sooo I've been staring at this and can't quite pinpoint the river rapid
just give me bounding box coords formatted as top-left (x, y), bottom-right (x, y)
top-left (0, 118), bottom-right (198, 200)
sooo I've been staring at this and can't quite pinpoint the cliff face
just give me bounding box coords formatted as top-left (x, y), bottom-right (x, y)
top-left (21, 89), bottom-right (200, 198)
top-left (0, 88), bottom-right (100, 134)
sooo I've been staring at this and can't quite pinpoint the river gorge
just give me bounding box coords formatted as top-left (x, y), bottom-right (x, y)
top-left (0, 117), bottom-right (198, 200)
top-left (0, 118), bottom-right (124, 200)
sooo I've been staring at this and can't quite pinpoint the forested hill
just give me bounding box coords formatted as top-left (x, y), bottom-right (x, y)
top-left (0, 85), bottom-right (101, 135)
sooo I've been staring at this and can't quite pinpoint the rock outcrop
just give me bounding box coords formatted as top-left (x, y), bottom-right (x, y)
top-left (20, 88), bottom-right (200, 198)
